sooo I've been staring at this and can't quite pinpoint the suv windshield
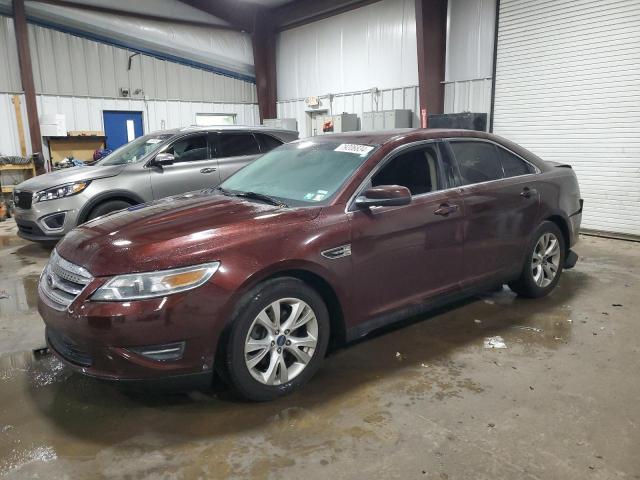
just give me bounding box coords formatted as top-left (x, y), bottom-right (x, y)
top-left (221, 140), bottom-right (378, 206)
top-left (97, 133), bottom-right (173, 166)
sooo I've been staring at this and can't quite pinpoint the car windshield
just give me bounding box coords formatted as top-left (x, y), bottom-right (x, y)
top-left (97, 133), bottom-right (173, 166)
top-left (221, 140), bottom-right (378, 206)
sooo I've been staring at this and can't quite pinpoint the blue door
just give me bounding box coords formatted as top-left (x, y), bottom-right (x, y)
top-left (103, 111), bottom-right (144, 150)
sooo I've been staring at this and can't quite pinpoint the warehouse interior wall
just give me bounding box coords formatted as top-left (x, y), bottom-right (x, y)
top-left (275, 0), bottom-right (419, 136)
top-left (0, 15), bottom-right (259, 157)
top-left (443, 0), bottom-right (496, 124)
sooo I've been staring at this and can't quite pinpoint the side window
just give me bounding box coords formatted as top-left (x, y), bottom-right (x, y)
top-left (498, 146), bottom-right (535, 177)
top-left (372, 146), bottom-right (440, 196)
top-left (165, 135), bottom-right (208, 163)
top-left (215, 133), bottom-right (260, 157)
top-left (255, 133), bottom-right (283, 153)
top-left (450, 141), bottom-right (503, 185)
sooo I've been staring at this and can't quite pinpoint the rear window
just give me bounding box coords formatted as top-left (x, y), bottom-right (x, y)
top-left (214, 133), bottom-right (260, 157)
top-left (449, 141), bottom-right (503, 185)
top-left (255, 133), bottom-right (283, 152)
top-left (498, 146), bottom-right (536, 177)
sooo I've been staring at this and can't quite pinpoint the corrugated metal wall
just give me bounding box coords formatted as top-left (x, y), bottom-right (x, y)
top-left (276, 0), bottom-right (417, 100)
top-left (0, 17), bottom-right (256, 102)
top-left (443, 0), bottom-right (496, 123)
top-left (493, 0), bottom-right (640, 236)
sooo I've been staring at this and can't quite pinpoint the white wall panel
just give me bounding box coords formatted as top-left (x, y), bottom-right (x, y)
top-left (446, 0), bottom-right (496, 81)
top-left (493, 0), bottom-right (640, 236)
top-left (443, 0), bottom-right (496, 121)
top-left (0, 94), bottom-right (28, 156)
top-left (276, 0), bottom-right (418, 100)
top-left (277, 85), bottom-right (420, 138)
top-left (0, 17), bottom-right (21, 93)
top-left (0, 93), bottom-right (260, 156)
top-left (0, 18), bottom-right (257, 104)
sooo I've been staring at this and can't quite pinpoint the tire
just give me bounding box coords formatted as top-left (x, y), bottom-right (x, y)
top-left (87, 200), bottom-right (132, 221)
top-left (509, 221), bottom-right (566, 298)
top-left (222, 277), bottom-right (330, 401)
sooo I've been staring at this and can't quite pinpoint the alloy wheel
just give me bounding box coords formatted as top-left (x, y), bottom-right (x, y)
top-left (244, 298), bottom-right (318, 386)
top-left (531, 232), bottom-right (561, 287)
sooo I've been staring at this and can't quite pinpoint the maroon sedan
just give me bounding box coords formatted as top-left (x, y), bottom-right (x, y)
top-left (38, 129), bottom-right (582, 401)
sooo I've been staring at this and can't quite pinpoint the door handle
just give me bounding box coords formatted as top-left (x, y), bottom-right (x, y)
top-left (200, 167), bottom-right (217, 174)
top-left (520, 187), bottom-right (538, 199)
top-left (434, 203), bottom-right (459, 216)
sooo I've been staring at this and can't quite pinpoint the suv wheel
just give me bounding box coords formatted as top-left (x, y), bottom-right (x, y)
top-left (87, 200), bottom-right (132, 221)
top-left (223, 277), bottom-right (330, 401)
top-left (509, 221), bottom-right (565, 298)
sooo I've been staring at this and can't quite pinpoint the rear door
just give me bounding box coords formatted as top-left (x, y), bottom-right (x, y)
top-left (211, 132), bottom-right (261, 182)
top-left (149, 133), bottom-right (221, 199)
top-left (349, 141), bottom-right (465, 321)
top-left (446, 139), bottom-right (540, 286)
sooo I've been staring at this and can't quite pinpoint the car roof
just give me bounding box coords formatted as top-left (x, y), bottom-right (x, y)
top-left (147, 125), bottom-right (298, 136)
top-left (297, 128), bottom-right (501, 146)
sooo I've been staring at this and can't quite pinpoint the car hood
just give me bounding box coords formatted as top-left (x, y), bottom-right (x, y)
top-left (56, 191), bottom-right (322, 276)
top-left (15, 164), bottom-right (125, 192)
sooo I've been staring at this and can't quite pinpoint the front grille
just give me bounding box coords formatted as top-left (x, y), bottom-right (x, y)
top-left (46, 327), bottom-right (92, 367)
top-left (39, 250), bottom-right (93, 311)
top-left (14, 190), bottom-right (33, 210)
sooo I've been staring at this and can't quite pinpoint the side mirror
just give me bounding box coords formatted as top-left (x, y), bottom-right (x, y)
top-left (355, 185), bottom-right (411, 208)
top-left (151, 153), bottom-right (175, 167)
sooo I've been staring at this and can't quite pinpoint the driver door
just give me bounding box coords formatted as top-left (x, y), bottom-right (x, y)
top-left (149, 133), bottom-right (221, 199)
top-left (349, 142), bottom-right (465, 321)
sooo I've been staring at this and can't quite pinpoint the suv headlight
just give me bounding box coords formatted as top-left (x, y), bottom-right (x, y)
top-left (35, 181), bottom-right (91, 203)
top-left (91, 262), bottom-right (220, 301)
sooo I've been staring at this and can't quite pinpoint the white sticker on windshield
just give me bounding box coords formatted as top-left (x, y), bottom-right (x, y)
top-left (146, 139), bottom-right (163, 144)
top-left (334, 144), bottom-right (374, 156)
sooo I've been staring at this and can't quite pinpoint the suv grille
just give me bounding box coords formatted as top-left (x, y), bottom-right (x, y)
top-left (14, 190), bottom-right (33, 210)
top-left (39, 250), bottom-right (93, 311)
top-left (46, 328), bottom-right (92, 367)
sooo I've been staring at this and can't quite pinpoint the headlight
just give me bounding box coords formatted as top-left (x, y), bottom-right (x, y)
top-left (35, 181), bottom-right (91, 202)
top-left (91, 262), bottom-right (220, 301)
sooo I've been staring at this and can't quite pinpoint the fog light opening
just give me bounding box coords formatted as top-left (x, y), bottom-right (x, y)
top-left (42, 212), bottom-right (66, 230)
top-left (130, 342), bottom-right (185, 362)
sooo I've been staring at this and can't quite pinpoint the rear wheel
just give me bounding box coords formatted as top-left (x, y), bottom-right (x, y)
top-left (87, 200), bottom-right (132, 221)
top-left (223, 278), bottom-right (330, 401)
top-left (509, 221), bottom-right (565, 298)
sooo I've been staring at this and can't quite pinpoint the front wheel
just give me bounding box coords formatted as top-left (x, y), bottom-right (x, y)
top-left (223, 277), bottom-right (330, 401)
top-left (509, 221), bottom-right (565, 298)
top-left (87, 199), bottom-right (133, 221)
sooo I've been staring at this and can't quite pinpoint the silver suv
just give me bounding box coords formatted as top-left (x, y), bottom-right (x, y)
top-left (13, 126), bottom-right (298, 243)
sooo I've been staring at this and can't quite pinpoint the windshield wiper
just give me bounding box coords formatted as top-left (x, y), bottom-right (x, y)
top-left (215, 186), bottom-right (233, 196)
top-left (215, 187), bottom-right (288, 207)
top-left (234, 191), bottom-right (288, 208)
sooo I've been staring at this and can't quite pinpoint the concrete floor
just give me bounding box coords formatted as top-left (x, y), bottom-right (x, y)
top-left (0, 218), bottom-right (638, 480)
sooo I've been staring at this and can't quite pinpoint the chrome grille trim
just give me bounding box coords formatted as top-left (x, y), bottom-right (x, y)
top-left (39, 250), bottom-right (93, 311)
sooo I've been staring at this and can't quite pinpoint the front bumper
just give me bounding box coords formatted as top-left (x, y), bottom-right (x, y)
top-left (38, 278), bottom-right (231, 382)
top-left (14, 194), bottom-right (87, 242)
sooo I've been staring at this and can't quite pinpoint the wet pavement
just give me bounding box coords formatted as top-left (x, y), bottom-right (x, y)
top-left (0, 218), bottom-right (639, 479)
